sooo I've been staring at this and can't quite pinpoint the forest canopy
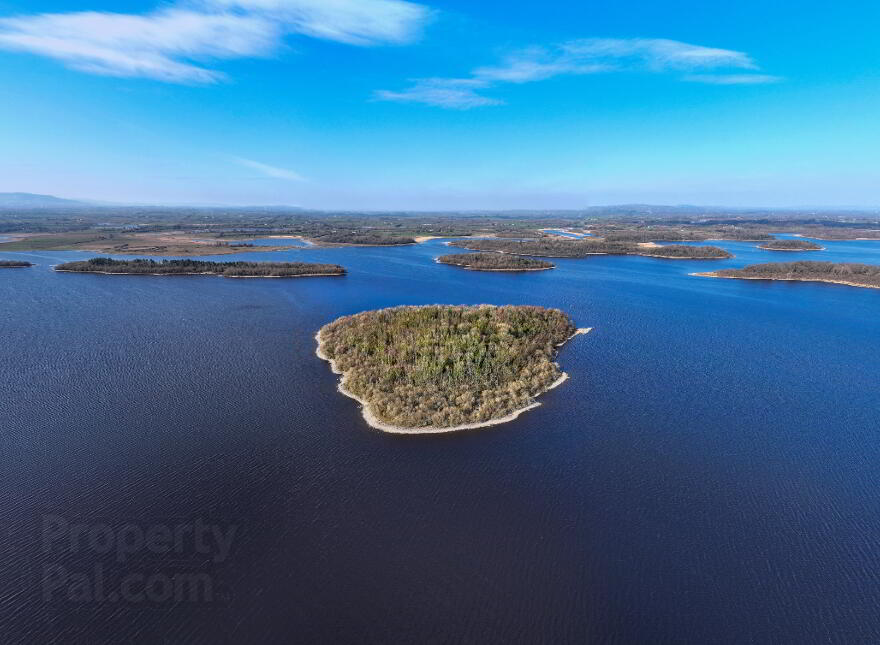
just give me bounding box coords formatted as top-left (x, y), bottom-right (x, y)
top-left (711, 261), bottom-right (880, 288)
top-left (55, 257), bottom-right (345, 277)
top-left (759, 240), bottom-right (823, 251)
top-left (0, 260), bottom-right (32, 267)
top-left (437, 253), bottom-right (554, 271)
top-left (317, 305), bottom-right (580, 430)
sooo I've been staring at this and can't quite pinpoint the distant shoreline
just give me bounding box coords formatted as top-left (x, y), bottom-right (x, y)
top-left (54, 269), bottom-right (345, 279)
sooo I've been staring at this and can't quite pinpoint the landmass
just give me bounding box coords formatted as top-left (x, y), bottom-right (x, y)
top-left (54, 257), bottom-right (346, 278)
top-left (0, 260), bottom-right (32, 268)
top-left (758, 240), bottom-right (823, 251)
top-left (436, 253), bottom-right (555, 271)
top-left (315, 305), bottom-right (590, 433)
top-left (448, 238), bottom-right (732, 259)
top-left (693, 261), bottom-right (880, 289)
top-left (0, 232), bottom-right (295, 256)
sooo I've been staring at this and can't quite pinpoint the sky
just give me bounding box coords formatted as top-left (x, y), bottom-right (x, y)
top-left (1, 0), bottom-right (879, 210)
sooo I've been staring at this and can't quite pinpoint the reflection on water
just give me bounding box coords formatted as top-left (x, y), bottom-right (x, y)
top-left (2, 238), bottom-right (880, 643)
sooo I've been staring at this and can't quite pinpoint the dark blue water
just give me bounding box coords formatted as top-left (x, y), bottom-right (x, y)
top-left (2, 237), bottom-right (879, 644)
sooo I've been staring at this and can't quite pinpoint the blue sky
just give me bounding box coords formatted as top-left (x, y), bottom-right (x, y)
top-left (1, 0), bottom-right (879, 209)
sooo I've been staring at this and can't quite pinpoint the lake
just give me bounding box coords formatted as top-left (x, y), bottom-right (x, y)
top-left (2, 237), bottom-right (879, 643)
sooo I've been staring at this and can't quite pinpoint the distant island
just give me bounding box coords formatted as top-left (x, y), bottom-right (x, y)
top-left (308, 232), bottom-right (417, 246)
top-left (638, 244), bottom-right (733, 259)
top-left (448, 238), bottom-right (732, 259)
top-left (694, 261), bottom-right (880, 289)
top-left (316, 305), bottom-right (590, 433)
top-left (758, 240), bottom-right (823, 251)
top-left (437, 253), bottom-right (554, 271)
top-left (55, 257), bottom-right (345, 278)
top-left (0, 260), bottom-right (33, 268)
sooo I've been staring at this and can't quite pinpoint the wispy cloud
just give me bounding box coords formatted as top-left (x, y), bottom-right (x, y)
top-left (374, 78), bottom-right (503, 109)
top-left (233, 157), bottom-right (306, 181)
top-left (378, 38), bottom-right (778, 108)
top-left (684, 73), bottom-right (781, 85)
top-left (0, 0), bottom-right (432, 83)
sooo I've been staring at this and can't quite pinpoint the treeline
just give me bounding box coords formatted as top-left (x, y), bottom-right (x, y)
top-left (0, 260), bottom-right (32, 267)
top-left (319, 305), bottom-right (577, 429)
top-left (641, 245), bottom-right (732, 259)
top-left (449, 238), bottom-right (638, 257)
top-left (310, 232), bottom-right (416, 245)
top-left (55, 257), bottom-right (345, 277)
top-left (759, 239), bottom-right (823, 250)
top-left (448, 238), bottom-right (730, 259)
top-left (437, 253), bottom-right (554, 271)
top-left (716, 261), bottom-right (880, 288)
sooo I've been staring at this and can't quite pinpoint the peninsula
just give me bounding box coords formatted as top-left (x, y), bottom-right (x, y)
top-left (758, 240), bottom-right (824, 251)
top-left (316, 305), bottom-right (590, 433)
top-left (693, 261), bottom-right (880, 289)
top-left (54, 257), bottom-right (346, 278)
top-left (437, 253), bottom-right (554, 271)
top-left (0, 260), bottom-right (32, 268)
top-left (448, 238), bottom-right (732, 259)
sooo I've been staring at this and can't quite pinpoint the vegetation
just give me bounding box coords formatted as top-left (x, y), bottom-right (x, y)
top-left (437, 253), bottom-right (554, 271)
top-left (448, 238), bottom-right (639, 257)
top-left (709, 261), bottom-right (880, 288)
top-left (54, 257), bottom-right (345, 277)
top-left (449, 238), bottom-right (731, 259)
top-left (640, 244), bottom-right (732, 259)
top-left (318, 305), bottom-right (579, 429)
top-left (0, 233), bottom-right (291, 256)
top-left (310, 232), bottom-right (417, 245)
top-left (0, 260), bottom-right (32, 267)
top-left (759, 239), bottom-right (823, 251)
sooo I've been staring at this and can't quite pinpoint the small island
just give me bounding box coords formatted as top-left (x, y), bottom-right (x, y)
top-left (0, 260), bottom-right (33, 268)
top-left (758, 239), bottom-right (824, 251)
top-left (54, 257), bottom-right (346, 278)
top-left (448, 238), bottom-right (732, 259)
top-left (316, 305), bottom-right (590, 433)
top-left (309, 232), bottom-right (416, 246)
top-left (436, 253), bottom-right (554, 271)
top-left (637, 244), bottom-right (732, 259)
top-left (693, 261), bottom-right (880, 289)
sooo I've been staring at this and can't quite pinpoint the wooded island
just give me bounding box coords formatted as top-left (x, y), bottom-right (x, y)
top-left (55, 257), bottom-right (346, 277)
top-left (437, 253), bottom-right (554, 271)
top-left (316, 305), bottom-right (589, 433)
top-left (759, 240), bottom-right (823, 251)
top-left (0, 260), bottom-right (32, 267)
top-left (694, 261), bottom-right (880, 289)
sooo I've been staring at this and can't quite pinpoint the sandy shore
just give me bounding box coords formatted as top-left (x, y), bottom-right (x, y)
top-left (316, 326), bottom-right (592, 435)
top-left (691, 271), bottom-right (880, 290)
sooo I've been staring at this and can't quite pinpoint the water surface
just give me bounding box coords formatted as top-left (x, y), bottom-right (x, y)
top-left (2, 238), bottom-right (879, 644)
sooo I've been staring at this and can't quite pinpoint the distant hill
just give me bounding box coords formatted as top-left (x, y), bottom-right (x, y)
top-left (0, 193), bottom-right (89, 208)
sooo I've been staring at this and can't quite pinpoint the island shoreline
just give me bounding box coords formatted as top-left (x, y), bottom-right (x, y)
top-left (315, 325), bottom-right (592, 434)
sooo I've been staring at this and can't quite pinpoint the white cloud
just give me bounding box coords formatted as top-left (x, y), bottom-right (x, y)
top-left (234, 157), bottom-right (306, 181)
top-left (684, 73), bottom-right (781, 85)
top-left (0, 0), bottom-right (431, 83)
top-left (374, 78), bottom-right (502, 109)
top-left (379, 37), bottom-right (774, 109)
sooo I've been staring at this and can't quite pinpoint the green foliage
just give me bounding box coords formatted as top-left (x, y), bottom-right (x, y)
top-left (319, 305), bottom-right (577, 428)
top-left (0, 260), bottom-right (32, 267)
top-left (718, 261), bottom-right (880, 287)
top-left (312, 232), bottom-right (416, 245)
top-left (437, 253), bottom-right (554, 270)
top-left (641, 245), bottom-right (732, 258)
top-left (55, 257), bottom-right (345, 277)
top-left (760, 240), bottom-right (823, 250)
